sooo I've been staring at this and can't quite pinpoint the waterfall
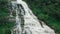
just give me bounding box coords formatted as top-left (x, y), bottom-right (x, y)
top-left (10, 0), bottom-right (56, 34)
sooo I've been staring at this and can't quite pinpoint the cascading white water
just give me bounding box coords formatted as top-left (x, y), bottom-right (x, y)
top-left (17, 0), bottom-right (22, 3)
top-left (11, 0), bottom-right (56, 34)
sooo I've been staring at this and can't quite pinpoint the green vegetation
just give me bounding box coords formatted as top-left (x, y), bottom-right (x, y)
top-left (24, 0), bottom-right (60, 34)
top-left (0, 0), bottom-right (14, 34)
top-left (0, 0), bottom-right (60, 34)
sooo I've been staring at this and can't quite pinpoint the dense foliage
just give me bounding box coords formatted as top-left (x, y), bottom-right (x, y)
top-left (24, 0), bottom-right (60, 34)
top-left (0, 0), bottom-right (60, 34)
top-left (0, 0), bottom-right (14, 34)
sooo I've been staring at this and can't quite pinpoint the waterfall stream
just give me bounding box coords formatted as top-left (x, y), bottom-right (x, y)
top-left (10, 0), bottom-right (55, 34)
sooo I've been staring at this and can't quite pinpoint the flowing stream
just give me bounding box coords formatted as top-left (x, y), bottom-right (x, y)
top-left (10, 0), bottom-right (56, 34)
